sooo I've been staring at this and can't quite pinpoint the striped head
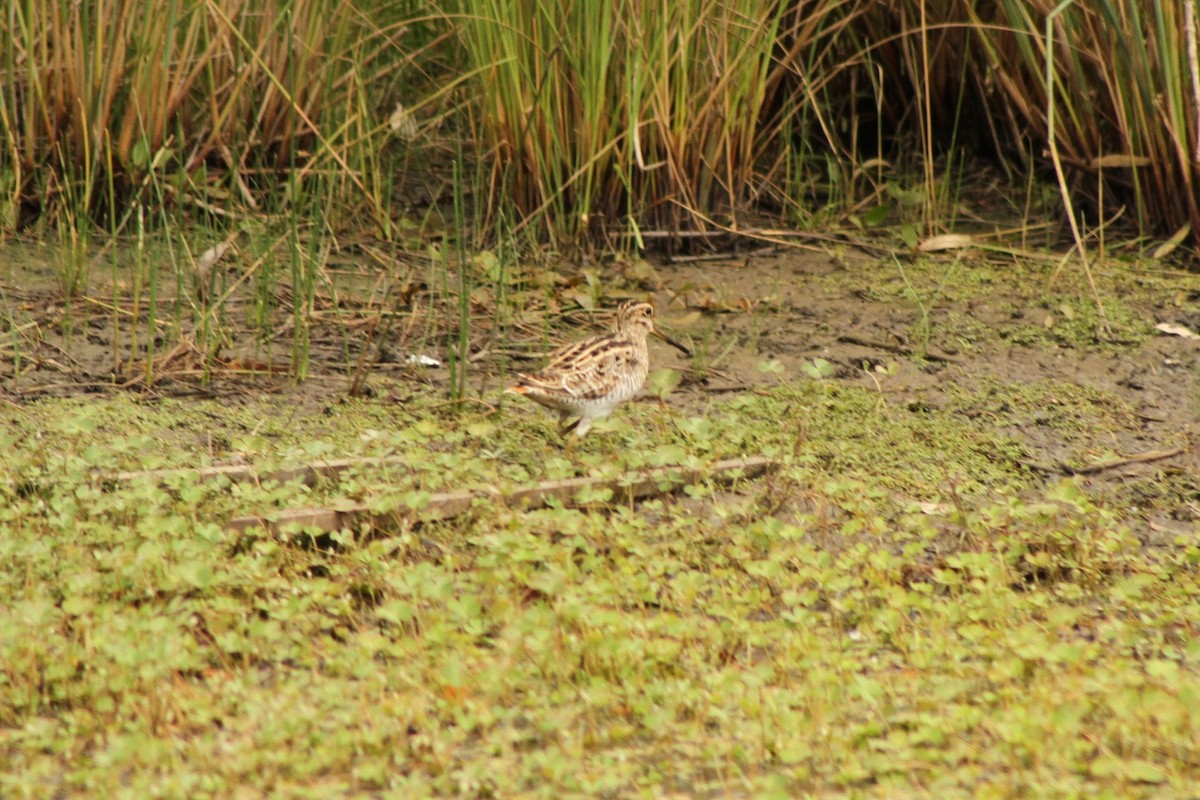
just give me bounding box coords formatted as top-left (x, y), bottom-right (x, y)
top-left (614, 300), bottom-right (655, 338)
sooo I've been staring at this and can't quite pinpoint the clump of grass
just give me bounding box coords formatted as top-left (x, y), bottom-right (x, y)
top-left (0, 0), bottom-right (414, 235)
top-left (968, 0), bottom-right (1200, 248)
top-left (850, 0), bottom-right (1200, 249)
top-left (1, 0), bottom-right (470, 385)
top-left (459, 0), bottom-right (793, 248)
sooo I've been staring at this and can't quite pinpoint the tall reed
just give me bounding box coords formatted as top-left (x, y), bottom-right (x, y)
top-left (852, 0), bottom-right (1199, 248)
top-left (0, 0), bottom-right (400, 234)
top-left (972, 0), bottom-right (1200, 246)
top-left (460, 0), bottom-right (790, 248)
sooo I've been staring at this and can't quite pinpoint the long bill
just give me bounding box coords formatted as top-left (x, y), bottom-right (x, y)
top-left (652, 328), bottom-right (693, 357)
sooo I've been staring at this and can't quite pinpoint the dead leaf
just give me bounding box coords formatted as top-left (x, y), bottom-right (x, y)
top-left (193, 238), bottom-right (238, 299)
top-left (196, 240), bottom-right (235, 273)
top-left (388, 103), bottom-right (419, 142)
top-left (917, 233), bottom-right (975, 252)
top-left (854, 157), bottom-right (892, 174)
top-left (666, 310), bottom-right (702, 328)
top-left (1152, 222), bottom-right (1191, 260)
top-left (1090, 153), bottom-right (1151, 168)
top-left (1154, 322), bottom-right (1199, 339)
top-left (621, 258), bottom-right (662, 287)
top-left (569, 291), bottom-right (595, 311)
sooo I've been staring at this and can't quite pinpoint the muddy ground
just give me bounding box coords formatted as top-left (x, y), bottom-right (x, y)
top-left (4, 242), bottom-right (1199, 529)
top-left (656, 247), bottom-right (1200, 533)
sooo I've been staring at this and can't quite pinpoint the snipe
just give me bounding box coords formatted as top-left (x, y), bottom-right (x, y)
top-left (506, 301), bottom-right (655, 437)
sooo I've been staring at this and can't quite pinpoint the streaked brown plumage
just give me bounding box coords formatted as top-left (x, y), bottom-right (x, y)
top-left (506, 301), bottom-right (655, 437)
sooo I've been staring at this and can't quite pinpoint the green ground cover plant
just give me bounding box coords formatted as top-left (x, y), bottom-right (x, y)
top-left (4, 0), bottom-right (1200, 796)
top-left (2, 379), bottom-right (1198, 797)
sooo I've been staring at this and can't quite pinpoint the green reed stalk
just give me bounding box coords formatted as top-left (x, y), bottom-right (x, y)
top-left (145, 218), bottom-right (160, 388)
top-left (289, 218), bottom-right (319, 382)
top-left (462, 0), bottom-right (788, 247)
top-left (129, 205), bottom-right (145, 376)
top-left (449, 148), bottom-right (470, 404)
top-left (3, 299), bottom-right (21, 391)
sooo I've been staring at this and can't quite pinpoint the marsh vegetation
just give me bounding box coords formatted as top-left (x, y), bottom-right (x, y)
top-left (3, 1), bottom-right (1200, 797)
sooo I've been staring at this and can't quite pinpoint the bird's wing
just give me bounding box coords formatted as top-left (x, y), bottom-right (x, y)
top-left (523, 334), bottom-right (641, 400)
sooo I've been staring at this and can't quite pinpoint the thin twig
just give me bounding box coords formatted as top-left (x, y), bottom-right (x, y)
top-left (1060, 445), bottom-right (1190, 476)
top-left (1024, 444), bottom-right (1192, 476)
top-left (113, 455), bottom-right (414, 487)
top-left (226, 456), bottom-right (779, 534)
top-left (630, 223), bottom-right (892, 255)
top-left (667, 246), bottom-right (778, 263)
top-left (837, 333), bottom-right (962, 364)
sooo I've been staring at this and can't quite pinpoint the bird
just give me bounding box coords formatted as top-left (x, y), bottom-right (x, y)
top-left (506, 300), bottom-right (656, 438)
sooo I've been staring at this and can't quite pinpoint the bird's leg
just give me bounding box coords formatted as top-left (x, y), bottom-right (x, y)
top-left (559, 414), bottom-right (581, 438)
top-left (560, 415), bottom-right (590, 463)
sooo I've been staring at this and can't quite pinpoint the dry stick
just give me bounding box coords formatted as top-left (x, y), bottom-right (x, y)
top-left (837, 333), bottom-right (962, 364)
top-left (226, 456), bottom-right (779, 535)
top-left (667, 246), bottom-right (778, 264)
top-left (1025, 445), bottom-right (1191, 477)
top-left (631, 224), bottom-right (893, 255)
top-left (1060, 445), bottom-right (1191, 476)
top-left (113, 455), bottom-right (413, 488)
